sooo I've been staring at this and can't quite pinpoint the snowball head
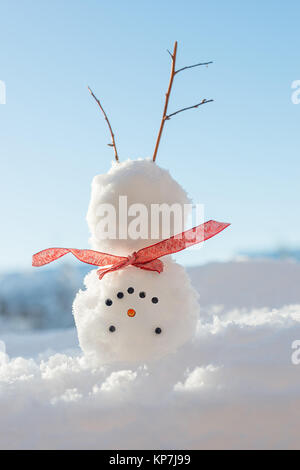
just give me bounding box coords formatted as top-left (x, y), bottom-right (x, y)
top-left (87, 158), bottom-right (192, 255)
top-left (73, 259), bottom-right (199, 365)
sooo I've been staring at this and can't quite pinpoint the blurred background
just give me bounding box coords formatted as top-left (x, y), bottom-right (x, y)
top-left (0, 0), bottom-right (299, 333)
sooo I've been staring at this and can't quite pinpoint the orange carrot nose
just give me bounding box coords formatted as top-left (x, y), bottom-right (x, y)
top-left (127, 308), bottom-right (136, 317)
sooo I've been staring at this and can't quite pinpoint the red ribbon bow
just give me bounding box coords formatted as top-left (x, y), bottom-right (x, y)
top-left (32, 220), bottom-right (230, 280)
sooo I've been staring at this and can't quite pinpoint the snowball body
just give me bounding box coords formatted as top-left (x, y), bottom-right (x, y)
top-left (73, 159), bottom-right (199, 365)
top-left (73, 259), bottom-right (199, 364)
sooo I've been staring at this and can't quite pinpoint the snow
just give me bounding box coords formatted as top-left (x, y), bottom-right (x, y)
top-left (0, 259), bottom-right (300, 449)
top-left (87, 158), bottom-right (192, 255)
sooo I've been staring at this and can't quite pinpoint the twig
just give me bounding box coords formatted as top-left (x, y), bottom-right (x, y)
top-left (175, 61), bottom-right (213, 75)
top-left (152, 41), bottom-right (178, 162)
top-left (166, 99), bottom-right (214, 119)
top-left (88, 86), bottom-right (119, 162)
top-left (152, 42), bottom-right (213, 162)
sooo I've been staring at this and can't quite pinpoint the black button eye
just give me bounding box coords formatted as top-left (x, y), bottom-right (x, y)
top-left (117, 292), bottom-right (124, 299)
top-left (139, 291), bottom-right (146, 298)
top-left (151, 297), bottom-right (159, 304)
top-left (105, 299), bottom-right (113, 306)
top-left (127, 287), bottom-right (134, 294)
top-left (155, 327), bottom-right (162, 334)
top-left (109, 325), bottom-right (116, 332)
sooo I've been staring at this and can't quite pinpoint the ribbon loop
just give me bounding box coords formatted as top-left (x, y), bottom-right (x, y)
top-left (126, 251), bottom-right (138, 266)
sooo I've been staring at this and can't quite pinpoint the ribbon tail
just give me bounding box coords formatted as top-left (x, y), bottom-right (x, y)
top-left (135, 220), bottom-right (230, 263)
top-left (134, 259), bottom-right (164, 274)
top-left (97, 267), bottom-right (115, 280)
top-left (32, 248), bottom-right (127, 268)
top-left (33, 248), bottom-right (73, 267)
top-left (97, 258), bottom-right (130, 279)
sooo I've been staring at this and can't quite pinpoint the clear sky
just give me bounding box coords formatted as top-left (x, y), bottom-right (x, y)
top-left (0, 0), bottom-right (299, 272)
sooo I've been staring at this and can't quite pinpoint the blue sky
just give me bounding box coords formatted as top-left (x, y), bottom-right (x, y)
top-left (0, 0), bottom-right (299, 271)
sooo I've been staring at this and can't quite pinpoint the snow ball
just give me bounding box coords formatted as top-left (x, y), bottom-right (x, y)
top-left (87, 158), bottom-right (192, 254)
top-left (73, 259), bottom-right (199, 365)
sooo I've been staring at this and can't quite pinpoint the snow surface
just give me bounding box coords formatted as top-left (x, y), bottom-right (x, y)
top-left (0, 259), bottom-right (300, 449)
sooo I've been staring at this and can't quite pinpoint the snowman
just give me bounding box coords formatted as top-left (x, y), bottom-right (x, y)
top-left (33, 42), bottom-right (229, 365)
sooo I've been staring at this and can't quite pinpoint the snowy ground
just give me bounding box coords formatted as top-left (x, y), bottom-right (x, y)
top-left (0, 259), bottom-right (300, 449)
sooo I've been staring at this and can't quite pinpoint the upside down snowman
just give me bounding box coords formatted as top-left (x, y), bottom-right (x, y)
top-left (33, 42), bottom-right (230, 365)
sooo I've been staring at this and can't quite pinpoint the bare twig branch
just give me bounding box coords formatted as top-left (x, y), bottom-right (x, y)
top-left (152, 42), bottom-right (213, 162)
top-left (153, 41), bottom-right (178, 162)
top-left (175, 61), bottom-right (213, 74)
top-left (166, 99), bottom-right (214, 119)
top-left (88, 86), bottom-right (119, 162)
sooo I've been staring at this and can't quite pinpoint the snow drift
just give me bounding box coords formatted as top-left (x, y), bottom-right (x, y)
top-left (0, 259), bottom-right (299, 449)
